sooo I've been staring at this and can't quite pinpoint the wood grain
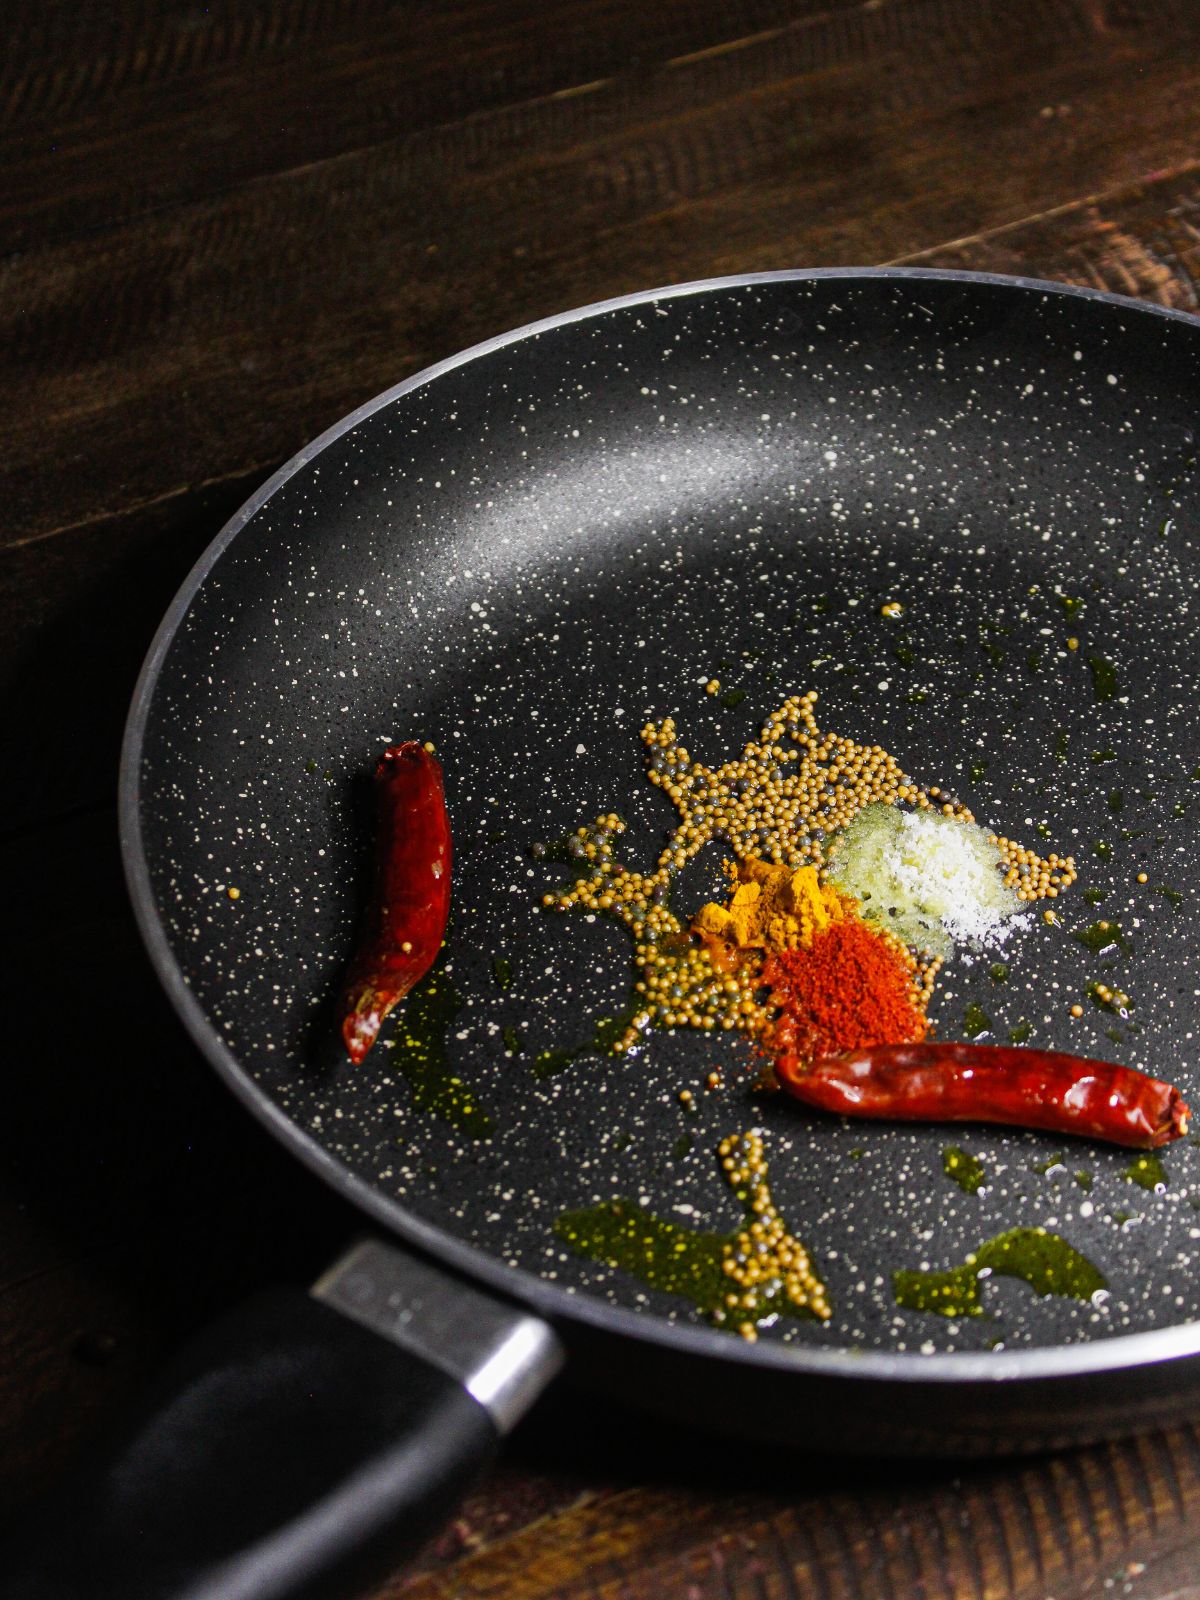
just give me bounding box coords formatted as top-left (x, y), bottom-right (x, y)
top-left (382, 1425), bottom-right (1200, 1599)
top-left (9, 1), bottom-right (1200, 1596)
top-left (1, 0), bottom-right (862, 138)
top-left (0, 0), bottom-right (874, 250)
top-left (901, 163), bottom-right (1200, 309)
top-left (8, 0), bottom-right (1200, 553)
top-left (0, 472), bottom-right (260, 834)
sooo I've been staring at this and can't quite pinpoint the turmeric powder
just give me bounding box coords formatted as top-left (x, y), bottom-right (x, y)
top-left (692, 859), bottom-right (845, 964)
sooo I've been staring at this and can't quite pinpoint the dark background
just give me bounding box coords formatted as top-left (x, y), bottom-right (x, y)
top-left (7, 2), bottom-right (1200, 1594)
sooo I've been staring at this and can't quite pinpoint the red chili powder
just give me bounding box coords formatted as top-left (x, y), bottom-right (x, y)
top-left (763, 916), bottom-right (928, 1070)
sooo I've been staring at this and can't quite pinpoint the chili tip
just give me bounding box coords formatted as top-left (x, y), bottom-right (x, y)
top-left (342, 1000), bottom-right (383, 1066)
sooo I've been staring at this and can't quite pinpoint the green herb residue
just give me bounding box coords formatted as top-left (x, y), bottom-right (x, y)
top-left (532, 1047), bottom-right (576, 1080)
top-left (556, 1131), bottom-right (830, 1331)
top-left (394, 963), bottom-right (493, 1138)
top-left (963, 1002), bottom-right (991, 1039)
top-left (533, 1007), bottom-right (641, 1079)
top-left (942, 1146), bottom-right (986, 1195)
top-left (1073, 919), bottom-right (1130, 956)
top-left (894, 1228), bottom-right (1105, 1318)
top-left (555, 1202), bottom-right (730, 1310)
top-left (1088, 656), bottom-right (1118, 701)
top-left (554, 1200), bottom-right (823, 1325)
top-left (1123, 1152), bottom-right (1167, 1192)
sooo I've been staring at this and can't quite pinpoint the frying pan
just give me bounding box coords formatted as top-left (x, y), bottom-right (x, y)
top-left (22, 270), bottom-right (1200, 1600)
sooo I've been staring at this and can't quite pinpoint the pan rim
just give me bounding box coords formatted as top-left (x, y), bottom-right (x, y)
top-left (120, 265), bottom-right (1200, 1386)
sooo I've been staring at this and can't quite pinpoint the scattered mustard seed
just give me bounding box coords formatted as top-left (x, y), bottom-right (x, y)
top-left (226, 886), bottom-right (240, 901)
top-left (1070, 1003), bottom-right (1083, 1018)
top-left (719, 1130), bottom-right (830, 1333)
top-left (705, 679), bottom-right (721, 696)
top-left (545, 694), bottom-right (1072, 1050)
top-left (1090, 982), bottom-right (1131, 1014)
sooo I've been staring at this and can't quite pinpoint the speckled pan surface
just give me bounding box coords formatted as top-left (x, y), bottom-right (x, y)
top-left (124, 270), bottom-right (1200, 1377)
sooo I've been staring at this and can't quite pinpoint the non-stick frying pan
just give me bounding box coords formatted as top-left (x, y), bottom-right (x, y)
top-left (22, 270), bottom-right (1200, 1600)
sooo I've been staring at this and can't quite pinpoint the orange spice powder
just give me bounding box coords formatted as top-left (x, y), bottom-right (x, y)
top-left (763, 915), bottom-right (929, 1072)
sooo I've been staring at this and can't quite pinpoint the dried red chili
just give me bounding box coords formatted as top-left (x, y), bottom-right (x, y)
top-left (763, 917), bottom-right (928, 1074)
top-left (341, 742), bottom-right (451, 1064)
top-left (776, 1041), bottom-right (1190, 1150)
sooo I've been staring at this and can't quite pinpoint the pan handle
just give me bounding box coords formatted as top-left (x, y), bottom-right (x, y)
top-left (8, 1240), bottom-right (563, 1600)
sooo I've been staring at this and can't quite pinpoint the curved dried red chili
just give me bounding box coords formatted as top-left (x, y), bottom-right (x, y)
top-left (775, 1041), bottom-right (1189, 1150)
top-left (341, 742), bottom-right (451, 1064)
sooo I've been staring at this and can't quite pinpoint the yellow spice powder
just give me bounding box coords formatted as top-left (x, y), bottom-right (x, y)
top-left (693, 859), bottom-right (844, 954)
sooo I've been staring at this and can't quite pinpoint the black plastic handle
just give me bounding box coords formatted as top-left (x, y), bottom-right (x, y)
top-left (7, 1288), bottom-right (498, 1600)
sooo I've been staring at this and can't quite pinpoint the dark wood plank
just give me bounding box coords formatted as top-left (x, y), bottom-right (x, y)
top-left (10, 7), bottom-right (1200, 1595)
top-left (7, 0), bottom-right (1200, 552)
top-left (0, 803), bottom-right (355, 1289)
top-left (398, 1473), bottom-right (597, 1588)
top-left (0, 807), bottom-right (365, 1504)
top-left (0, 473), bottom-right (262, 834)
top-left (900, 167), bottom-right (1200, 308)
top-left (1, 0), bottom-right (843, 136)
top-left (0, 0), bottom-right (873, 250)
top-left (382, 1425), bottom-right (1200, 1599)
top-left (0, 1249), bottom-right (165, 1504)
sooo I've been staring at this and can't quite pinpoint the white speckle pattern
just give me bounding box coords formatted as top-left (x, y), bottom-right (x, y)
top-left (134, 274), bottom-right (1200, 1359)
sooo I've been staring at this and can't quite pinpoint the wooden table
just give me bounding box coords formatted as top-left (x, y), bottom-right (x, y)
top-left (7, 2), bottom-right (1200, 1594)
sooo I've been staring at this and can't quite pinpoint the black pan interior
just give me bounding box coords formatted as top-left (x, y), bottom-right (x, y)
top-left (130, 272), bottom-right (1200, 1361)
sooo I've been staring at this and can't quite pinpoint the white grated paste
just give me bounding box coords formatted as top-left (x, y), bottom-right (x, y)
top-left (830, 804), bottom-right (1027, 955)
